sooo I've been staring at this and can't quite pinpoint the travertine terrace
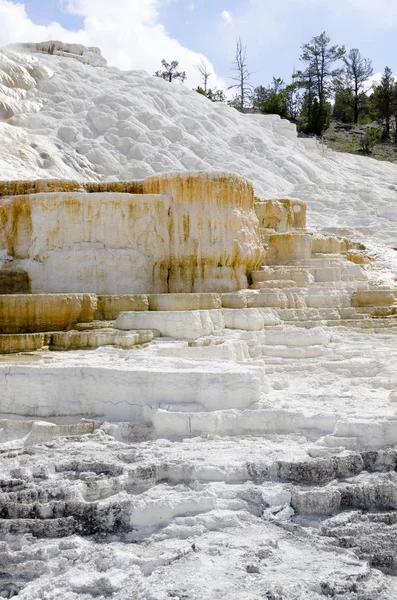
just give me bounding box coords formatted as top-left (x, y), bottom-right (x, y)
top-left (1, 42), bottom-right (397, 599)
top-left (1, 172), bottom-right (397, 598)
top-left (0, 172), bottom-right (264, 294)
top-left (1, 171), bottom-right (396, 417)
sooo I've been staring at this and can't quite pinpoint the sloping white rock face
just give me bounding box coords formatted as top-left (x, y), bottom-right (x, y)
top-left (0, 45), bottom-right (396, 246)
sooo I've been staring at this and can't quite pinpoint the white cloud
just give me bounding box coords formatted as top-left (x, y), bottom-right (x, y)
top-left (220, 10), bottom-right (232, 25)
top-left (0, 0), bottom-right (227, 89)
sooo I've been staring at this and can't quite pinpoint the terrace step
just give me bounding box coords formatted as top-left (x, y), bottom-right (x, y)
top-left (283, 317), bottom-right (397, 330)
top-left (50, 329), bottom-right (156, 350)
top-left (276, 308), bottom-right (343, 322)
top-left (352, 289), bottom-right (397, 307)
top-left (0, 333), bottom-right (50, 354)
top-left (0, 294), bottom-right (97, 334)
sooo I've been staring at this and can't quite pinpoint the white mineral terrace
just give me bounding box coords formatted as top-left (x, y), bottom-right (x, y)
top-left (0, 42), bottom-right (397, 599)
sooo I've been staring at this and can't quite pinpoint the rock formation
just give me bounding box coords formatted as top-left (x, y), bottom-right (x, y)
top-left (0, 172), bottom-right (265, 295)
top-left (1, 42), bottom-right (397, 599)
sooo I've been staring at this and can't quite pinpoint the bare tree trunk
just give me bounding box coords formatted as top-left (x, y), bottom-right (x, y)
top-left (228, 38), bottom-right (253, 112)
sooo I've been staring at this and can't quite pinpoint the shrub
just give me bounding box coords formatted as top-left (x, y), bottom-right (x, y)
top-left (359, 127), bottom-right (380, 154)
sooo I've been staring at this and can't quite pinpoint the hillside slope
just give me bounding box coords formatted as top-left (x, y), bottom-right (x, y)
top-left (0, 42), bottom-right (397, 246)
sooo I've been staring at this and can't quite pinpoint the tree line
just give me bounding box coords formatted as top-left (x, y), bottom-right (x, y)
top-left (154, 33), bottom-right (397, 144)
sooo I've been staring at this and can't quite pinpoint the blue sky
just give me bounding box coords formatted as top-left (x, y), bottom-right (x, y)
top-left (157, 0), bottom-right (397, 86)
top-left (1, 0), bottom-right (397, 90)
top-left (21, 0), bottom-right (83, 29)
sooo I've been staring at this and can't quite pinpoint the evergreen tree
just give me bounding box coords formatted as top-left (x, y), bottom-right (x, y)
top-left (391, 81), bottom-right (397, 144)
top-left (341, 48), bottom-right (373, 124)
top-left (195, 86), bottom-right (226, 103)
top-left (155, 60), bottom-right (186, 83)
top-left (333, 89), bottom-right (354, 123)
top-left (371, 67), bottom-right (394, 140)
top-left (206, 89), bottom-right (226, 103)
top-left (295, 32), bottom-right (345, 134)
top-left (285, 82), bottom-right (303, 122)
top-left (252, 78), bottom-right (289, 118)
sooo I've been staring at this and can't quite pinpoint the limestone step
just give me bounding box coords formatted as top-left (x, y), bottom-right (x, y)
top-left (220, 292), bottom-right (250, 309)
top-left (341, 250), bottom-right (369, 265)
top-left (351, 289), bottom-right (397, 307)
top-left (310, 235), bottom-right (347, 254)
top-left (337, 307), bottom-right (363, 319)
top-left (245, 290), bottom-right (289, 309)
top-left (153, 339), bottom-right (251, 362)
top-left (254, 285), bottom-right (352, 295)
top-left (274, 306), bottom-right (363, 320)
top-left (289, 317), bottom-right (397, 330)
top-left (0, 361), bottom-right (266, 419)
top-left (0, 294), bottom-right (97, 334)
top-left (95, 295), bottom-right (148, 320)
top-left (354, 306), bottom-right (397, 317)
top-left (0, 333), bottom-right (50, 354)
top-left (254, 280), bottom-right (298, 289)
top-left (148, 293), bottom-right (221, 311)
top-left (251, 268), bottom-right (314, 286)
top-left (290, 257), bottom-right (361, 268)
top-left (267, 232), bottom-right (313, 263)
top-left (115, 308), bottom-right (281, 339)
top-left (252, 263), bottom-right (367, 284)
top-left (309, 281), bottom-right (366, 290)
top-left (311, 252), bottom-right (348, 259)
top-left (50, 329), bottom-right (155, 350)
top-left (276, 308), bottom-right (342, 322)
top-left (115, 309), bottom-right (225, 341)
top-left (75, 320), bottom-right (116, 330)
top-left (249, 288), bottom-right (351, 309)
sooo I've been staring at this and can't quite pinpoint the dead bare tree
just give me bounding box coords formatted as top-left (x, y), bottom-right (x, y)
top-left (196, 59), bottom-right (212, 93)
top-left (228, 38), bottom-right (253, 112)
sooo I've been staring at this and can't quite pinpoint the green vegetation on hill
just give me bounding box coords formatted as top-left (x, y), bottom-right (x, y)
top-left (155, 32), bottom-right (397, 163)
top-left (324, 123), bottom-right (397, 163)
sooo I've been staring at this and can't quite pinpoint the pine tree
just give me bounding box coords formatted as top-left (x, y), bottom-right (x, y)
top-left (194, 86), bottom-right (226, 103)
top-left (341, 48), bottom-right (373, 124)
top-left (252, 78), bottom-right (289, 118)
top-left (371, 67), bottom-right (394, 140)
top-left (155, 60), bottom-right (186, 83)
top-left (391, 81), bottom-right (397, 144)
top-left (295, 32), bottom-right (345, 134)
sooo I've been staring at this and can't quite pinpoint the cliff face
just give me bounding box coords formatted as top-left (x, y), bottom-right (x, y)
top-left (0, 172), bottom-right (265, 294)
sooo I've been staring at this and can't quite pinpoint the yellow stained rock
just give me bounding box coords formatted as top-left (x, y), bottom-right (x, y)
top-left (0, 293), bottom-right (97, 334)
top-left (148, 293), bottom-right (221, 311)
top-left (50, 329), bottom-right (155, 350)
top-left (268, 232), bottom-right (312, 264)
top-left (0, 172), bottom-right (265, 294)
top-left (95, 295), bottom-right (149, 320)
top-left (254, 198), bottom-right (306, 232)
top-left (0, 333), bottom-right (49, 353)
top-left (351, 290), bottom-right (397, 307)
